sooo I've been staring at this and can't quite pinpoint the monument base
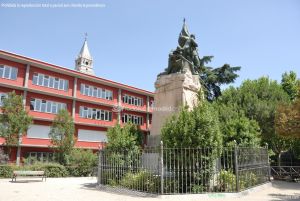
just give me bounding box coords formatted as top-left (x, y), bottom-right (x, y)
top-left (149, 62), bottom-right (201, 147)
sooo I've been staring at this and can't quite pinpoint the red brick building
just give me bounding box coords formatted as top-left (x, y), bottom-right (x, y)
top-left (0, 39), bottom-right (154, 163)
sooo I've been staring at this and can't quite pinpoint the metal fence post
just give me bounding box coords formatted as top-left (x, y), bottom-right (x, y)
top-left (160, 141), bottom-right (164, 194)
top-left (234, 144), bottom-right (240, 192)
top-left (265, 143), bottom-right (271, 181)
top-left (97, 150), bottom-right (102, 185)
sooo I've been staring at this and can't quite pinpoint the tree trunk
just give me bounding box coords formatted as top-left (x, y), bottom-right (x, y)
top-left (16, 146), bottom-right (21, 166)
top-left (278, 152), bottom-right (282, 167)
top-left (16, 133), bottom-right (22, 166)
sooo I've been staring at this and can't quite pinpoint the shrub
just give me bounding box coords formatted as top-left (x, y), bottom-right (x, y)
top-left (0, 165), bottom-right (13, 178)
top-left (219, 170), bottom-right (236, 192)
top-left (67, 149), bottom-right (97, 177)
top-left (239, 172), bottom-right (258, 190)
top-left (99, 169), bottom-right (117, 185)
top-left (191, 184), bottom-right (205, 193)
top-left (164, 179), bottom-right (179, 193)
top-left (119, 171), bottom-right (159, 193)
top-left (0, 163), bottom-right (68, 178)
top-left (30, 163), bottom-right (68, 177)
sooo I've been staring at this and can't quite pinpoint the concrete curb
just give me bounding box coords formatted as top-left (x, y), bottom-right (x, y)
top-left (98, 182), bottom-right (272, 199)
top-left (159, 182), bottom-right (272, 199)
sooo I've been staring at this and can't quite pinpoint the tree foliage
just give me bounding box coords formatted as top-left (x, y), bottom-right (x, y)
top-left (216, 77), bottom-right (291, 161)
top-left (106, 123), bottom-right (142, 153)
top-left (213, 102), bottom-right (261, 147)
top-left (218, 77), bottom-right (290, 144)
top-left (281, 71), bottom-right (300, 101)
top-left (196, 56), bottom-right (241, 101)
top-left (291, 139), bottom-right (300, 160)
top-left (275, 98), bottom-right (300, 138)
top-left (161, 102), bottom-right (222, 149)
top-left (276, 71), bottom-right (300, 138)
top-left (0, 91), bottom-right (32, 148)
top-left (49, 109), bottom-right (75, 165)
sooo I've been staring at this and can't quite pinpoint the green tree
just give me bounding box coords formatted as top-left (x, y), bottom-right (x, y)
top-left (197, 56), bottom-right (241, 101)
top-left (217, 77), bottom-right (291, 165)
top-left (105, 123), bottom-right (143, 169)
top-left (106, 123), bottom-right (142, 153)
top-left (213, 103), bottom-right (261, 147)
top-left (0, 91), bottom-right (32, 165)
top-left (291, 139), bottom-right (300, 160)
top-left (270, 134), bottom-right (292, 166)
top-left (161, 102), bottom-right (222, 191)
top-left (49, 109), bottom-right (75, 165)
top-left (161, 102), bottom-right (222, 149)
top-left (219, 78), bottom-right (290, 144)
top-left (281, 71), bottom-right (300, 101)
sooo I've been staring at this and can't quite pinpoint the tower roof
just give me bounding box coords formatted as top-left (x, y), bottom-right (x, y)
top-left (78, 38), bottom-right (92, 60)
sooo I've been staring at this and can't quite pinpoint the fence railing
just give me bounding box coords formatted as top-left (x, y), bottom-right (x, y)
top-left (271, 166), bottom-right (300, 181)
top-left (97, 144), bottom-right (270, 195)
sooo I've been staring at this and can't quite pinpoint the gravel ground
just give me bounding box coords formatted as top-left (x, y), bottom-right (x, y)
top-left (0, 177), bottom-right (299, 201)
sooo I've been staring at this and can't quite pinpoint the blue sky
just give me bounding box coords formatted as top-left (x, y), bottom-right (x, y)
top-left (1, 0), bottom-right (299, 91)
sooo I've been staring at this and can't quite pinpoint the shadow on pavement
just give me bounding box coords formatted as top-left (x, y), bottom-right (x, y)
top-left (269, 193), bottom-right (300, 201)
top-left (9, 180), bottom-right (44, 183)
top-left (272, 180), bottom-right (300, 191)
top-left (80, 182), bottom-right (98, 191)
top-left (81, 182), bottom-right (158, 198)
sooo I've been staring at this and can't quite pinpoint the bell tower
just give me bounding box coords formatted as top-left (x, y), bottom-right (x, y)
top-left (75, 33), bottom-right (94, 75)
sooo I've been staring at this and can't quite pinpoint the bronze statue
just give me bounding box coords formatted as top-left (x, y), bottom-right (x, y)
top-left (159, 19), bottom-right (201, 76)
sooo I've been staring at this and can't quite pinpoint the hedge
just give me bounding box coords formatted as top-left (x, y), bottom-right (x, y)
top-left (0, 165), bottom-right (13, 178)
top-left (0, 163), bottom-right (68, 178)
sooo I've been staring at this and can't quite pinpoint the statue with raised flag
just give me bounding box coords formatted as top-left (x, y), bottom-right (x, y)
top-left (159, 19), bottom-right (201, 76)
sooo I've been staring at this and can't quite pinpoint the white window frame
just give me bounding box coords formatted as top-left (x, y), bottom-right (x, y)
top-left (79, 106), bottom-right (112, 121)
top-left (122, 94), bottom-right (143, 106)
top-left (80, 83), bottom-right (113, 100)
top-left (32, 73), bottom-right (68, 91)
top-left (0, 65), bottom-right (18, 80)
top-left (122, 113), bottom-right (143, 125)
top-left (30, 98), bottom-right (66, 114)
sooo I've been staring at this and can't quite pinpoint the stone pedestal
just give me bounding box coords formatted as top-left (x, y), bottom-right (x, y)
top-left (148, 60), bottom-right (201, 146)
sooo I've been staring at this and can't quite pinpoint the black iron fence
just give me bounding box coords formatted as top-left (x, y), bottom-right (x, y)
top-left (97, 144), bottom-right (270, 194)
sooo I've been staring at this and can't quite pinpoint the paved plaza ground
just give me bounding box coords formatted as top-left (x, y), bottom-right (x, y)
top-left (0, 177), bottom-right (299, 201)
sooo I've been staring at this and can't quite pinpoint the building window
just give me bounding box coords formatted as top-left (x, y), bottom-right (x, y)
top-left (32, 73), bottom-right (68, 91)
top-left (122, 113), bottom-right (143, 125)
top-left (0, 93), bottom-right (8, 106)
top-left (80, 84), bottom-right (113, 100)
top-left (122, 94), bottom-right (143, 106)
top-left (79, 106), bottom-right (112, 121)
top-left (30, 98), bottom-right (66, 114)
top-left (25, 152), bottom-right (54, 164)
top-left (0, 65), bottom-right (18, 80)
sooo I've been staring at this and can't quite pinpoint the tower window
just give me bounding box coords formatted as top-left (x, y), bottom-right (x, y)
top-left (85, 62), bottom-right (89, 65)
